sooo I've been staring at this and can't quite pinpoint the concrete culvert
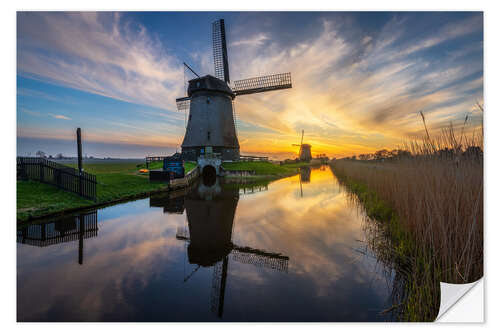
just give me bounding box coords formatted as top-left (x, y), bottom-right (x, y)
top-left (202, 165), bottom-right (217, 186)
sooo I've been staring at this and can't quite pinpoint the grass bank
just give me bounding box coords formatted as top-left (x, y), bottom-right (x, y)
top-left (221, 161), bottom-right (310, 179)
top-left (331, 156), bottom-right (483, 321)
top-left (17, 161), bottom-right (197, 222)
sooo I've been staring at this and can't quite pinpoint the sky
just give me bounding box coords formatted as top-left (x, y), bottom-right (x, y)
top-left (16, 12), bottom-right (483, 159)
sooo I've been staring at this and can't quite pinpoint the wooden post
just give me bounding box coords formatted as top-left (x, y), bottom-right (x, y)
top-left (40, 160), bottom-right (44, 182)
top-left (78, 214), bottom-right (84, 265)
top-left (40, 223), bottom-right (46, 242)
top-left (77, 128), bottom-right (83, 196)
top-left (77, 128), bottom-right (83, 173)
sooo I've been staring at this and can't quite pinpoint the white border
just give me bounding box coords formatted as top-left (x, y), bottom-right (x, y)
top-left (3, 0), bottom-right (499, 331)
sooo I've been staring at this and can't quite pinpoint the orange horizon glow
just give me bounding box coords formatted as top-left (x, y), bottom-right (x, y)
top-left (17, 12), bottom-right (484, 159)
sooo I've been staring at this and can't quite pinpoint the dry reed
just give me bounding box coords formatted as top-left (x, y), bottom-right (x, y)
top-left (331, 111), bottom-right (483, 320)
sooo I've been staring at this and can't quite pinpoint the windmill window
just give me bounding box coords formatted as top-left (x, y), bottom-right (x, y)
top-left (207, 131), bottom-right (211, 140)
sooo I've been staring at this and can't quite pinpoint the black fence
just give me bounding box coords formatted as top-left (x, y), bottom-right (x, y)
top-left (17, 210), bottom-right (98, 247)
top-left (17, 157), bottom-right (97, 201)
top-left (146, 156), bottom-right (169, 168)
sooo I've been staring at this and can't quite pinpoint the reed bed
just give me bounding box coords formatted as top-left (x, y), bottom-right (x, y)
top-left (331, 115), bottom-right (483, 321)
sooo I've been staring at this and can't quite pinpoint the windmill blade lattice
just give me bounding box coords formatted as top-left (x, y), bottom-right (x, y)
top-left (233, 72), bottom-right (292, 96)
top-left (212, 19), bottom-right (230, 83)
top-left (176, 97), bottom-right (190, 112)
top-left (231, 245), bottom-right (289, 272)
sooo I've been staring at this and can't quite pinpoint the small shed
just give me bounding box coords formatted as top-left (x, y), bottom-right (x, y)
top-left (164, 155), bottom-right (185, 179)
top-left (149, 153), bottom-right (185, 182)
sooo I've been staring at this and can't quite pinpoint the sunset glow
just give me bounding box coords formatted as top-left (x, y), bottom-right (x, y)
top-left (17, 12), bottom-right (483, 158)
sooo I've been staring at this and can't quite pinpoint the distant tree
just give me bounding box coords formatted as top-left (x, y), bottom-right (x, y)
top-left (390, 149), bottom-right (411, 160)
top-left (436, 147), bottom-right (454, 159)
top-left (351, 155), bottom-right (357, 160)
top-left (463, 146), bottom-right (483, 161)
top-left (374, 149), bottom-right (390, 160)
top-left (36, 150), bottom-right (46, 158)
top-left (48, 154), bottom-right (53, 159)
top-left (56, 153), bottom-right (64, 159)
top-left (398, 150), bottom-right (411, 159)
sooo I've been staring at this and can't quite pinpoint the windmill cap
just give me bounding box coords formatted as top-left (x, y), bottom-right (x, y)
top-left (187, 75), bottom-right (235, 99)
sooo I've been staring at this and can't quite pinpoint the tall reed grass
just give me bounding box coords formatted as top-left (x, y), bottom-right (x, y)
top-left (331, 110), bottom-right (483, 320)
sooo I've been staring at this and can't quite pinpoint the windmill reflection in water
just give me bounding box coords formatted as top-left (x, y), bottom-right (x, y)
top-left (150, 177), bottom-right (289, 318)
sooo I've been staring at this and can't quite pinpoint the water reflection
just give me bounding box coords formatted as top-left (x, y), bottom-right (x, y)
top-left (17, 211), bottom-right (98, 265)
top-left (299, 166), bottom-right (311, 197)
top-left (17, 167), bottom-right (394, 322)
top-left (152, 177), bottom-right (288, 317)
top-left (300, 166), bottom-right (311, 183)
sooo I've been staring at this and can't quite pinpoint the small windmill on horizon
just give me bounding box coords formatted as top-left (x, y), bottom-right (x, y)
top-left (176, 19), bottom-right (293, 162)
top-left (292, 130), bottom-right (312, 161)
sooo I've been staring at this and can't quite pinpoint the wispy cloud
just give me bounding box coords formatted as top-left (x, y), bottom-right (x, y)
top-left (228, 15), bottom-right (483, 156)
top-left (17, 12), bottom-right (184, 111)
top-left (20, 108), bottom-right (42, 117)
top-left (231, 33), bottom-right (270, 46)
top-left (17, 12), bottom-right (483, 158)
top-left (49, 113), bottom-right (71, 120)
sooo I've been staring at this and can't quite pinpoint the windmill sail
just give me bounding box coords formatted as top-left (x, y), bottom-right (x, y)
top-left (233, 72), bottom-right (292, 96)
top-left (176, 97), bottom-right (190, 111)
top-left (231, 245), bottom-right (289, 272)
top-left (212, 19), bottom-right (230, 83)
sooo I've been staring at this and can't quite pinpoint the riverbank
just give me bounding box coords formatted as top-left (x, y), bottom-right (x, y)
top-left (330, 157), bottom-right (483, 321)
top-left (221, 160), bottom-right (310, 180)
top-left (17, 160), bottom-right (308, 223)
top-left (17, 161), bottom-right (196, 223)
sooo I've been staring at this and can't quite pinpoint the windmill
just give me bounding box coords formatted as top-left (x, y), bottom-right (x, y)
top-left (292, 130), bottom-right (312, 161)
top-left (176, 19), bottom-right (292, 162)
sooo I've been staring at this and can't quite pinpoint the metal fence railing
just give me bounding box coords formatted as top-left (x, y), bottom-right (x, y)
top-left (17, 157), bottom-right (97, 201)
top-left (239, 155), bottom-right (268, 162)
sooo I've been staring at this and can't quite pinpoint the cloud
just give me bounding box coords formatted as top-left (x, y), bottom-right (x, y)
top-left (49, 113), bottom-right (71, 120)
top-left (227, 15), bottom-right (483, 157)
top-left (17, 12), bottom-right (184, 111)
top-left (231, 33), bottom-right (270, 46)
top-left (20, 108), bottom-right (42, 117)
top-left (17, 13), bottom-right (483, 158)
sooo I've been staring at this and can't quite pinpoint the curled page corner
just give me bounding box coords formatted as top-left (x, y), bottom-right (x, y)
top-left (436, 278), bottom-right (483, 322)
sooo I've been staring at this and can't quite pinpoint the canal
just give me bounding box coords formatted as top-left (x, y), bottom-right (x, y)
top-left (17, 166), bottom-right (396, 322)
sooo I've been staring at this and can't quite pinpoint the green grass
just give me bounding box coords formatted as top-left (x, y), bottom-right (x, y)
top-left (222, 161), bottom-right (309, 175)
top-left (17, 181), bottom-right (94, 222)
top-left (17, 161), bottom-right (198, 222)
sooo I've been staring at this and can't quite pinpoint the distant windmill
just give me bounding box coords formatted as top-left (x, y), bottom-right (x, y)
top-left (292, 130), bottom-right (312, 161)
top-left (176, 19), bottom-right (293, 162)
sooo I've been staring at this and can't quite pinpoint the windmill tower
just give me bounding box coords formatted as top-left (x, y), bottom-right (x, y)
top-left (176, 19), bottom-right (293, 162)
top-left (292, 130), bottom-right (312, 161)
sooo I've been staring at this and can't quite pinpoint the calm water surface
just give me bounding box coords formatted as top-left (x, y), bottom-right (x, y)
top-left (17, 167), bottom-right (395, 321)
